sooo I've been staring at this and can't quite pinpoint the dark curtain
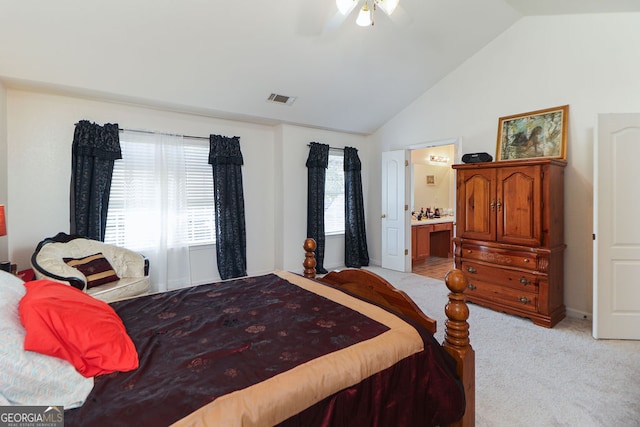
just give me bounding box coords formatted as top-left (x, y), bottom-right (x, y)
top-left (209, 134), bottom-right (247, 280)
top-left (344, 147), bottom-right (369, 268)
top-left (70, 120), bottom-right (121, 241)
top-left (306, 142), bottom-right (330, 274)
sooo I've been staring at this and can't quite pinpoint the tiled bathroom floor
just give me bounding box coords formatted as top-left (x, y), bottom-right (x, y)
top-left (411, 256), bottom-right (455, 281)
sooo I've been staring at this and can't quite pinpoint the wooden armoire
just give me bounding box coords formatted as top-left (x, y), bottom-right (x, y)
top-left (452, 158), bottom-right (566, 327)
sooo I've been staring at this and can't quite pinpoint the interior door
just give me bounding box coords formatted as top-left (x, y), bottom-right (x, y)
top-left (381, 150), bottom-right (410, 272)
top-left (594, 113), bottom-right (640, 339)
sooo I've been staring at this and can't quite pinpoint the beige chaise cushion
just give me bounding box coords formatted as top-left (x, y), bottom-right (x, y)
top-left (32, 237), bottom-right (150, 303)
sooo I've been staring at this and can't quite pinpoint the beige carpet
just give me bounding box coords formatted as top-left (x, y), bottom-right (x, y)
top-left (363, 266), bottom-right (640, 427)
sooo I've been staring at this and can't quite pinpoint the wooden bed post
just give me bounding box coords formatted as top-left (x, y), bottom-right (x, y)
top-left (303, 238), bottom-right (317, 279)
top-left (443, 269), bottom-right (476, 427)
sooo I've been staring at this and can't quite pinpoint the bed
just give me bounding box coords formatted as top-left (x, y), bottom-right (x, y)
top-left (1, 238), bottom-right (474, 426)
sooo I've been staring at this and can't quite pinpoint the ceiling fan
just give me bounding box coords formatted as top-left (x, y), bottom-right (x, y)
top-left (295, 0), bottom-right (407, 36)
top-left (336, 0), bottom-right (400, 27)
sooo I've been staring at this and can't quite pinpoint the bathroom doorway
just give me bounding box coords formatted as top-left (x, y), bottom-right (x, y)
top-left (408, 140), bottom-right (458, 280)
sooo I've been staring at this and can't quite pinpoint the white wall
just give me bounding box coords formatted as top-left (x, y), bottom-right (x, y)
top-left (412, 163), bottom-right (449, 213)
top-left (3, 89), bottom-right (369, 285)
top-left (370, 12), bottom-right (640, 318)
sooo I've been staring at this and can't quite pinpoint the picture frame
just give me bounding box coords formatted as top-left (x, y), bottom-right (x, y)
top-left (426, 175), bottom-right (436, 185)
top-left (496, 105), bottom-right (568, 161)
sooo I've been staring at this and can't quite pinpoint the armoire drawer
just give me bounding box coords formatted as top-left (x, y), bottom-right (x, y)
top-left (465, 279), bottom-right (539, 313)
top-left (460, 261), bottom-right (539, 293)
top-left (460, 244), bottom-right (538, 271)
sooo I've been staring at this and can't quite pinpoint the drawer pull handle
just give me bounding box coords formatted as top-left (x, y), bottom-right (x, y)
top-left (466, 266), bottom-right (477, 274)
top-left (519, 278), bottom-right (531, 286)
top-left (523, 258), bottom-right (530, 263)
top-left (466, 249), bottom-right (472, 254)
top-left (467, 284), bottom-right (477, 291)
top-left (518, 296), bottom-right (530, 304)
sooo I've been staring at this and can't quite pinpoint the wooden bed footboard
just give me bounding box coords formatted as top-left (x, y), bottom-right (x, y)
top-left (303, 238), bottom-right (475, 427)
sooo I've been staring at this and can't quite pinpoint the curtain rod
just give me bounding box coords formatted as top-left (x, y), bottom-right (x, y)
top-left (307, 143), bottom-right (344, 151)
top-left (73, 122), bottom-right (210, 141)
top-left (118, 127), bottom-right (209, 141)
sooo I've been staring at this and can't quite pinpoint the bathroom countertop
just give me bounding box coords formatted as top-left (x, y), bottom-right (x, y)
top-left (411, 217), bottom-right (454, 226)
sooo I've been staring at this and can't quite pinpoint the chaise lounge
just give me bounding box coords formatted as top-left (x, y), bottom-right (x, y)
top-left (31, 232), bottom-right (150, 303)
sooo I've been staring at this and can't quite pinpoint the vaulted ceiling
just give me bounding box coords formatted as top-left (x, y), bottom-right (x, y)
top-left (1, 0), bottom-right (639, 134)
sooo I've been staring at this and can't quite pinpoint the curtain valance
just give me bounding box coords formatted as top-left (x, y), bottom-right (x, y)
top-left (208, 135), bottom-right (243, 166)
top-left (305, 142), bottom-right (330, 168)
top-left (344, 147), bottom-right (361, 171)
top-left (72, 120), bottom-right (122, 160)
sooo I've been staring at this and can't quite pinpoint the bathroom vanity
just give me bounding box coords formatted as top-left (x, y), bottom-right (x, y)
top-left (411, 218), bottom-right (454, 261)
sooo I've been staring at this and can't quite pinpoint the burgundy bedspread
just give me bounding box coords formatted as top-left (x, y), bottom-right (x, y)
top-left (64, 272), bottom-right (464, 426)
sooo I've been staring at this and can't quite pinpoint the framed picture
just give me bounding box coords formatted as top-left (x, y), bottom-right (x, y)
top-left (496, 105), bottom-right (568, 161)
top-left (426, 175), bottom-right (436, 185)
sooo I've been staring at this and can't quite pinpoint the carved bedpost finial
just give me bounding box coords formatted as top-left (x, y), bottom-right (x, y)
top-left (443, 268), bottom-right (475, 427)
top-left (444, 269), bottom-right (470, 350)
top-left (303, 238), bottom-right (317, 279)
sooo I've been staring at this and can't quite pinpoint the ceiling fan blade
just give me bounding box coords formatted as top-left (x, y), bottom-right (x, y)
top-left (295, 1), bottom-right (343, 36)
top-left (324, 10), bottom-right (350, 32)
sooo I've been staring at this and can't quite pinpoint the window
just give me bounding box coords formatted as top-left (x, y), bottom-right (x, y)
top-left (324, 150), bottom-right (345, 235)
top-left (105, 134), bottom-right (215, 248)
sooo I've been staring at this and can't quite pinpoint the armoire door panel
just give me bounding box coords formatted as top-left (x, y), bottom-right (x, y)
top-left (498, 166), bottom-right (542, 246)
top-left (458, 169), bottom-right (496, 241)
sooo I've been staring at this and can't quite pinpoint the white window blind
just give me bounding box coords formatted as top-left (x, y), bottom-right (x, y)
top-left (184, 143), bottom-right (216, 244)
top-left (325, 150), bottom-right (345, 234)
top-left (105, 136), bottom-right (215, 248)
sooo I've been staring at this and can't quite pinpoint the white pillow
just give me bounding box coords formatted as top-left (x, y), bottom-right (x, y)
top-left (0, 270), bottom-right (25, 288)
top-left (0, 271), bottom-right (94, 408)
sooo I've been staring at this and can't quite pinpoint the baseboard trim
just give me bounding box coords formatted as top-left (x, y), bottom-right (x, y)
top-left (566, 307), bottom-right (591, 320)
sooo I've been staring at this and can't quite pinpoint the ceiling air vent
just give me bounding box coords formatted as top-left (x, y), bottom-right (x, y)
top-left (267, 93), bottom-right (296, 106)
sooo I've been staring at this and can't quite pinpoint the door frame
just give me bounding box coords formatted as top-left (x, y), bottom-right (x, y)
top-left (406, 137), bottom-right (462, 263)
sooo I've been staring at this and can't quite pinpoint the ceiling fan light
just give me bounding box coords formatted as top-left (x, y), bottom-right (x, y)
top-left (336, 0), bottom-right (356, 15)
top-left (378, 0), bottom-right (399, 15)
top-left (356, 5), bottom-right (372, 26)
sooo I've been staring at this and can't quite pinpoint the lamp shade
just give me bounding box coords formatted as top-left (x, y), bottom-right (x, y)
top-left (0, 205), bottom-right (6, 236)
top-left (356, 4), bottom-right (372, 26)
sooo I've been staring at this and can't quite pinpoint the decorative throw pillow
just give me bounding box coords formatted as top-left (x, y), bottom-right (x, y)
top-left (19, 279), bottom-right (139, 377)
top-left (63, 252), bottom-right (119, 288)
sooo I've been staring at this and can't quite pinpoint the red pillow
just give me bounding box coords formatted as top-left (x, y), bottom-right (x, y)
top-left (63, 253), bottom-right (120, 289)
top-left (18, 280), bottom-right (139, 377)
